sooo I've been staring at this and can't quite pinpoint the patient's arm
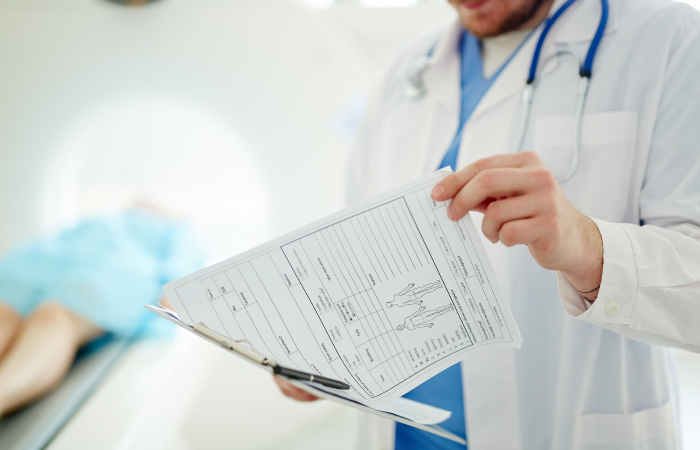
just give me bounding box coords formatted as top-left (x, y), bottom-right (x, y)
top-left (0, 304), bottom-right (21, 359)
top-left (0, 302), bottom-right (103, 416)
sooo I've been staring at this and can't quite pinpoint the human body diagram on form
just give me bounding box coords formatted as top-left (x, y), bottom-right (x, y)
top-left (397, 304), bottom-right (455, 331)
top-left (387, 280), bottom-right (443, 308)
top-left (384, 279), bottom-right (453, 332)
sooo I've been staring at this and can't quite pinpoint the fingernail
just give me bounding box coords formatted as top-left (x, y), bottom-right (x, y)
top-left (447, 205), bottom-right (454, 220)
top-left (432, 185), bottom-right (444, 200)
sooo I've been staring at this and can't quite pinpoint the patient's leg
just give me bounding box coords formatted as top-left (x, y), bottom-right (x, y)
top-left (0, 304), bottom-right (21, 358)
top-left (0, 302), bottom-right (103, 416)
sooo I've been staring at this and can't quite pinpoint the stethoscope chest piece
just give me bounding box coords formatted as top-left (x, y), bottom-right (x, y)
top-left (401, 55), bottom-right (430, 101)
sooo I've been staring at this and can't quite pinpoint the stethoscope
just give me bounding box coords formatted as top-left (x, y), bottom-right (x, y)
top-left (403, 0), bottom-right (609, 183)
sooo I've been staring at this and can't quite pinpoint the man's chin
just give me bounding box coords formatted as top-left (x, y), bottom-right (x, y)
top-left (452, 0), bottom-right (551, 38)
top-left (460, 15), bottom-right (510, 38)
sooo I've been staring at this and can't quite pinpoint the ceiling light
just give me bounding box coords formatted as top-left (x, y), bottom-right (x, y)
top-left (359, 0), bottom-right (419, 7)
top-left (298, 0), bottom-right (335, 8)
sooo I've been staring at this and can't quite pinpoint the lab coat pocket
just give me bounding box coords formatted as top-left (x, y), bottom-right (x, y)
top-left (572, 400), bottom-right (676, 449)
top-left (533, 111), bottom-right (638, 221)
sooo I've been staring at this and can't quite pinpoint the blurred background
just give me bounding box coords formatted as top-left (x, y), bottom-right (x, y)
top-left (0, 0), bottom-right (698, 449)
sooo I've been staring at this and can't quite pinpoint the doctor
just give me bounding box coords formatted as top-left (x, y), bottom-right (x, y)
top-left (275, 0), bottom-right (700, 448)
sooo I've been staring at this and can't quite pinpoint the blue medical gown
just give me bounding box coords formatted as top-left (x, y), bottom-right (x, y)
top-left (0, 211), bottom-right (205, 336)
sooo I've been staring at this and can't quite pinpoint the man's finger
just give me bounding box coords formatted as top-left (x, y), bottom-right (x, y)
top-left (498, 217), bottom-right (543, 247)
top-left (432, 152), bottom-right (542, 201)
top-left (273, 376), bottom-right (320, 402)
top-left (448, 168), bottom-right (550, 221)
top-left (481, 195), bottom-right (543, 243)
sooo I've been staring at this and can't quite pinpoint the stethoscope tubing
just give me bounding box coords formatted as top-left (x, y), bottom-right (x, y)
top-left (515, 0), bottom-right (609, 183)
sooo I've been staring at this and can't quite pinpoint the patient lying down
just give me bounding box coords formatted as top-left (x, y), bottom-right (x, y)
top-left (0, 211), bottom-right (203, 416)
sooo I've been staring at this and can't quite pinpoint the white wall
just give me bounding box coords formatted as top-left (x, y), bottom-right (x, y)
top-left (0, 0), bottom-right (453, 258)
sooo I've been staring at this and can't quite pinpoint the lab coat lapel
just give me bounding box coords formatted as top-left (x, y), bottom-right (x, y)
top-left (419, 19), bottom-right (462, 173)
top-left (468, 30), bottom-right (539, 126)
top-left (418, 97), bottom-right (461, 176)
top-left (467, 16), bottom-right (567, 127)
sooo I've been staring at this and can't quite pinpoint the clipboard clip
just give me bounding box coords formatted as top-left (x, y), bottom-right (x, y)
top-left (193, 322), bottom-right (350, 390)
top-left (193, 322), bottom-right (274, 366)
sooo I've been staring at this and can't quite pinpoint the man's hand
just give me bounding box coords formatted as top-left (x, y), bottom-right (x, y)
top-left (272, 376), bottom-right (320, 402)
top-left (431, 152), bottom-right (603, 300)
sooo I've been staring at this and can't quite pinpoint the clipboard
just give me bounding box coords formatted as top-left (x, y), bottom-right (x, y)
top-left (145, 305), bottom-right (465, 445)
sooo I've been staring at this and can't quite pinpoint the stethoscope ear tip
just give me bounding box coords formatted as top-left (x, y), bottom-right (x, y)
top-left (403, 86), bottom-right (427, 101)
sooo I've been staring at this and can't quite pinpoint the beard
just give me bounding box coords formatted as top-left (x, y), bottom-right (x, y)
top-left (460, 0), bottom-right (550, 38)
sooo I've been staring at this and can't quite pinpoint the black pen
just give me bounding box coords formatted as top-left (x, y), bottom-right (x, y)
top-left (193, 323), bottom-right (350, 390)
top-left (272, 365), bottom-right (350, 390)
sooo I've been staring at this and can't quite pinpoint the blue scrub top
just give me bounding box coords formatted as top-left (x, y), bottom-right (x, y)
top-left (395, 29), bottom-right (520, 450)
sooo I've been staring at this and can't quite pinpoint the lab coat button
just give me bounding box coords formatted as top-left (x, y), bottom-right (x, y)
top-left (605, 301), bottom-right (620, 318)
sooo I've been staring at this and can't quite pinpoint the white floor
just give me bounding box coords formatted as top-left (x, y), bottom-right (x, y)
top-left (48, 330), bottom-right (700, 450)
top-left (172, 341), bottom-right (359, 450)
top-left (47, 329), bottom-right (359, 450)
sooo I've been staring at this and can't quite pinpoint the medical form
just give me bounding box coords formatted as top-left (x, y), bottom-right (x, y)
top-left (164, 170), bottom-right (522, 405)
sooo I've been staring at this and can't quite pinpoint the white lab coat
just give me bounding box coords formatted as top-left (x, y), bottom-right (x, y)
top-left (347, 0), bottom-right (700, 449)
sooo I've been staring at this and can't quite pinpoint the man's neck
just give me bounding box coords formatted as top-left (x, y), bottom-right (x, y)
top-left (481, 28), bottom-right (533, 78)
top-left (518, 0), bottom-right (557, 31)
